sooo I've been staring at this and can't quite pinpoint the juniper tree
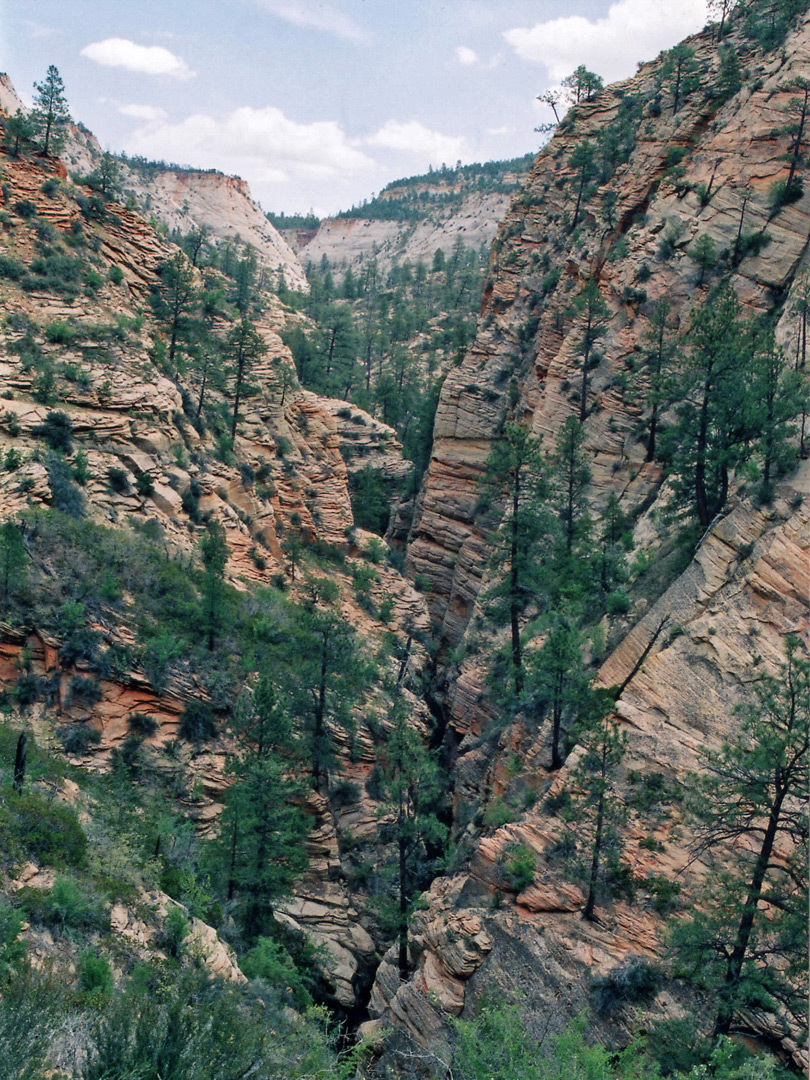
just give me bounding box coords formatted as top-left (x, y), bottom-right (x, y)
top-left (778, 76), bottom-right (810, 206)
top-left (674, 636), bottom-right (809, 1038)
top-left (32, 65), bottom-right (70, 156)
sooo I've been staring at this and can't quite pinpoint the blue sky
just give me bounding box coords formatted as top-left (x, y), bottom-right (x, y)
top-left (2, 1), bottom-right (707, 215)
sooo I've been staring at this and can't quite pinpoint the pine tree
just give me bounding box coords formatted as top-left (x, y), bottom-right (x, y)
top-left (525, 612), bottom-right (589, 771)
top-left (31, 66), bottom-right (71, 156)
top-left (662, 44), bottom-right (701, 114)
top-left (674, 636), bottom-right (809, 1037)
top-left (0, 522), bottom-right (27, 618)
top-left (480, 422), bottom-right (549, 697)
top-left (227, 317), bottom-right (267, 445)
top-left (376, 707), bottom-right (446, 979)
top-left (568, 142), bottom-right (599, 229)
top-left (669, 285), bottom-right (750, 527)
top-left (200, 520), bottom-right (228, 653)
top-left (571, 279), bottom-right (609, 421)
top-left (153, 253), bottom-right (198, 368)
top-left (214, 677), bottom-right (308, 939)
top-left (550, 416), bottom-right (591, 575)
top-left (567, 693), bottom-right (628, 921)
top-left (637, 299), bottom-right (676, 463)
top-left (3, 110), bottom-right (35, 158)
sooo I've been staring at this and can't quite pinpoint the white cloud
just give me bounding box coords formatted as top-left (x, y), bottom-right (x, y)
top-left (249, 1), bottom-right (369, 43)
top-left (455, 45), bottom-right (478, 65)
top-left (118, 103), bottom-right (167, 123)
top-left (122, 105), bottom-right (375, 183)
top-left (25, 20), bottom-right (59, 40)
top-left (486, 125), bottom-right (514, 136)
top-left (364, 120), bottom-right (468, 165)
top-left (81, 38), bottom-right (195, 80)
top-left (503, 0), bottom-right (706, 85)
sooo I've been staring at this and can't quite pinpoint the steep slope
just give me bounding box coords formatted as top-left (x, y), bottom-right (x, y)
top-left (0, 126), bottom-right (441, 1021)
top-left (373, 8), bottom-right (810, 1065)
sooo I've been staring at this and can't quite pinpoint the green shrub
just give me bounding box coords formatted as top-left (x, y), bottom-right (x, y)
top-left (13, 199), bottom-right (36, 219)
top-left (67, 675), bottom-right (102, 707)
top-left (0, 255), bottom-right (23, 280)
top-left (503, 844), bottom-right (536, 892)
top-left (57, 723), bottom-right (101, 755)
top-left (108, 264), bottom-right (124, 285)
top-left (606, 588), bottom-right (631, 616)
top-left (33, 410), bottom-right (73, 452)
top-left (178, 700), bottom-right (217, 743)
top-left (484, 799), bottom-right (516, 829)
top-left (135, 472), bottom-right (154, 497)
top-left (77, 950), bottom-right (114, 997)
top-left (0, 899), bottom-right (26, 977)
top-left (19, 876), bottom-right (107, 936)
top-left (240, 936), bottom-right (313, 1007)
top-left (106, 466), bottom-right (129, 493)
top-left (0, 794), bottom-right (87, 869)
top-left (46, 453), bottom-right (85, 517)
top-left (128, 712), bottom-right (158, 737)
top-left (591, 956), bottom-right (662, 1014)
top-left (44, 319), bottom-right (77, 346)
top-left (163, 906), bottom-right (190, 958)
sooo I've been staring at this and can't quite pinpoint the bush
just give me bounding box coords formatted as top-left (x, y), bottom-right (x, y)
top-left (591, 956), bottom-right (662, 1013)
top-left (15, 672), bottom-right (43, 707)
top-left (606, 588), bottom-right (631, 616)
top-left (19, 875), bottom-right (107, 935)
top-left (240, 936), bottom-right (313, 1008)
top-left (503, 844), bottom-right (536, 892)
top-left (329, 779), bottom-right (361, 807)
top-left (44, 320), bottom-right (76, 345)
top-left (77, 950), bottom-right (114, 997)
top-left (34, 410), bottom-right (74, 453)
top-left (106, 466), bottom-right (129, 493)
top-left (46, 453), bottom-right (85, 517)
top-left (163, 906), bottom-right (190, 958)
top-left (67, 675), bottom-right (102, 708)
top-left (108, 264), bottom-right (124, 285)
top-left (0, 255), bottom-right (23, 280)
top-left (128, 712), bottom-right (158, 737)
top-left (135, 472), bottom-right (154, 497)
top-left (57, 723), bottom-right (101, 755)
top-left (0, 899), bottom-right (25, 977)
top-left (0, 792), bottom-right (87, 870)
top-left (13, 199), bottom-right (36, 219)
top-left (178, 700), bottom-right (217, 743)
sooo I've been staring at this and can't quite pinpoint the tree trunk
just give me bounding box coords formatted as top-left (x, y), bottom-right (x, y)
top-left (785, 87), bottom-right (808, 199)
top-left (231, 353), bottom-right (245, 444)
top-left (713, 786), bottom-right (786, 1036)
top-left (13, 732), bottom-right (26, 795)
top-left (510, 476), bottom-right (523, 695)
top-left (398, 826), bottom-right (409, 980)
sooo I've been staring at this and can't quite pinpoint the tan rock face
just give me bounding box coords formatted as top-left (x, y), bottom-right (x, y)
top-left (379, 11), bottom-right (810, 1060)
top-left (59, 121), bottom-right (308, 291)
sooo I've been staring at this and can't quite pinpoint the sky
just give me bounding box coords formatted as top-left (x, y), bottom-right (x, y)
top-left (1, 1), bottom-right (709, 217)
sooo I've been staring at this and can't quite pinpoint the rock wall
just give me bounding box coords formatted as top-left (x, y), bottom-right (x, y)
top-left (379, 10), bottom-right (810, 1063)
